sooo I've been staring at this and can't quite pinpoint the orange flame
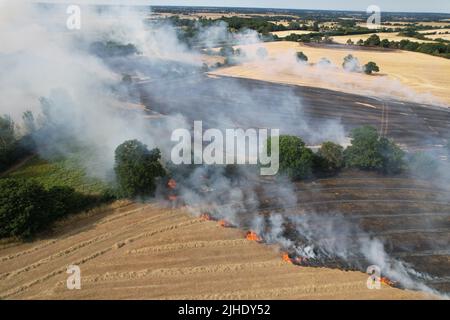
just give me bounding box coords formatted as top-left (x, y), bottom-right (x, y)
top-left (218, 220), bottom-right (232, 228)
top-left (246, 231), bottom-right (262, 242)
top-left (200, 213), bottom-right (213, 221)
top-left (381, 277), bottom-right (395, 287)
top-left (167, 179), bottom-right (177, 189)
top-left (282, 253), bottom-right (292, 263)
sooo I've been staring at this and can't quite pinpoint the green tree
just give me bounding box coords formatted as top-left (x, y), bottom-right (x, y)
top-left (312, 21), bottom-right (320, 32)
top-left (379, 137), bottom-right (405, 174)
top-left (219, 45), bottom-right (235, 57)
top-left (0, 115), bottom-right (18, 171)
top-left (0, 115), bottom-right (15, 150)
top-left (0, 179), bottom-right (52, 239)
top-left (364, 34), bottom-right (381, 46)
top-left (344, 126), bottom-right (405, 173)
top-left (296, 51), bottom-right (308, 62)
top-left (22, 111), bottom-right (36, 135)
top-left (364, 61), bottom-right (380, 74)
top-left (0, 179), bottom-right (98, 239)
top-left (267, 135), bottom-right (314, 180)
top-left (346, 38), bottom-right (354, 45)
top-left (315, 141), bottom-right (344, 173)
top-left (380, 39), bottom-right (390, 48)
top-left (114, 140), bottom-right (166, 197)
top-left (342, 54), bottom-right (361, 72)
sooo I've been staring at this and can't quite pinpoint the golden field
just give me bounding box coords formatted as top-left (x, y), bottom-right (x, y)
top-left (209, 41), bottom-right (450, 105)
top-left (271, 30), bottom-right (314, 37)
top-left (0, 202), bottom-right (428, 299)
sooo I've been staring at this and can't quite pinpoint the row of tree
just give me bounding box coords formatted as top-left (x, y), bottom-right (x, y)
top-left (273, 126), bottom-right (446, 181)
top-left (0, 179), bottom-right (110, 239)
top-left (296, 52), bottom-right (380, 75)
top-left (0, 110), bottom-right (114, 240)
top-left (2, 126), bottom-right (447, 239)
top-left (348, 34), bottom-right (450, 59)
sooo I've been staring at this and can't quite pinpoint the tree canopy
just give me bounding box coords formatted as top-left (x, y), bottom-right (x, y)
top-left (344, 126), bottom-right (405, 173)
top-left (364, 61), bottom-right (380, 74)
top-left (114, 140), bottom-right (166, 197)
top-left (0, 179), bottom-right (100, 239)
top-left (315, 141), bottom-right (344, 173)
top-left (296, 51), bottom-right (308, 62)
top-left (268, 135), bottom-right (314, 180)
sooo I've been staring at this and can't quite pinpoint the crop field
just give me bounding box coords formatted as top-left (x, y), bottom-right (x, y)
top-left (0, 201), bottom-right (428, 299)
top-left (210, 41), bottom-right (450, 105)
top-left (270, 30), bottom-right (314, 37)
top-left (258, 170), bottom-right (450, 293)
top-left (5, 155), bottom-right (109, 195)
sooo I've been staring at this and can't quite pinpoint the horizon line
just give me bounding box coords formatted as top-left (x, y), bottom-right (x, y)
top-left (34, 2), bottom-right (450, 15)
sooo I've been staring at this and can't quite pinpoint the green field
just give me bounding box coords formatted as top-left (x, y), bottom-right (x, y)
top-left (4, 155), bottom-right (110, 195)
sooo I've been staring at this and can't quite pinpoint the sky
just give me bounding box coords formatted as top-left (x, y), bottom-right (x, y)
top-left (30, 1), bottom-right (450, 13)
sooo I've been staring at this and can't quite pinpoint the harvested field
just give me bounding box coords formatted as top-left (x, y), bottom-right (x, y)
top-left (259, 170), bottom-right (450, 294)
top-left (356, 23), bottom-right (407, 29)
top-left (0, 201), bottom-right (429, 299)
top-left (418, 28), bottom-right (450, 34)
top-left (271, 30), bottom-right (314, 37)
top-left (209, 41), bottom-right (450, 105)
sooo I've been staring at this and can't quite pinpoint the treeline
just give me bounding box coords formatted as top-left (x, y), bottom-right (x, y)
top-left (89, 41), bottom-right (138, 58)
top-left (272, 126), bottom-right (448, 181)
top-left (0, 113), bottom-right (35, 172)
top-left (281, 28), bottom-right (378, 43)
top-left (0, 110), bottom-right (114, 240)
top-left (349, 34), bottom-right (450, 59)
top-left (0, 179), bottom-right (111, 239)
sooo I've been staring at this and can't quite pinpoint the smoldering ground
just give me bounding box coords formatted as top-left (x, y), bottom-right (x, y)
top-left (1, 1), bottom-right (449, 297)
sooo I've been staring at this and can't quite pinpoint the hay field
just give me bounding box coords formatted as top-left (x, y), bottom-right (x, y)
top-left (418, 28), bottom-right (450, 34)
top-left (425, 34), bottom-right (450, 41)
top-left (418, 29), bottom-right (450, 41)
top-left (418, 22), bottom-right (450, 27)
top-left (332, 32), bottom-right (437, 44)
top-left (0, 201), bottom-right (428, 299)
top-left (210, 42), bottom-right (450, 105)
top-left (271, 30), bottom-right (314, 37)
top-left (356, 23), bottom-right (407, 29)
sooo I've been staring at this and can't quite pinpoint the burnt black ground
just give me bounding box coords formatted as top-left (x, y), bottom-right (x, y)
top-left (137, 75), bottom-right (450, 155)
